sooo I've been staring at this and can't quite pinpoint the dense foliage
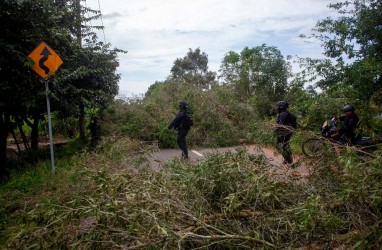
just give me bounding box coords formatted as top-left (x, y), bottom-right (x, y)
top-left (220, 44), bottom-right (291, 106)
top-left (170, 48), bottom-right (217, 90)
top-left (103, 82), bottom-right (258, 148)
top-left (0, 138), bottom-right (381, 249)
top-left (1, 0), bottom-right (381, 248)
top-left (299, 0), bottom-right (382, 103)
top-left (0, 0), bottom-right (123, 172)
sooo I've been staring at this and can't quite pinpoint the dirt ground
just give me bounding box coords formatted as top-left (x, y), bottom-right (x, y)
top-left (147, 144), bottom-right (310, 177)
top-left (6, 139), bottom-right (68, 159)
top-left (6, 140), bottom-right (309, 178)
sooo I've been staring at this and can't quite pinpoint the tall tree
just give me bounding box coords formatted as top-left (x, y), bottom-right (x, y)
top-left (300, 0), bottom-right (382, 101)
top-left (0, 0), bottom-right (71, 167)
top-left (170, 48), bottom-right (216, 89)
top-left (220, 44), bottom-right (292, 102)
top-left (0, 0), bottom-right (122, 171)
top-left (53, 40), bottom-right (121, 121)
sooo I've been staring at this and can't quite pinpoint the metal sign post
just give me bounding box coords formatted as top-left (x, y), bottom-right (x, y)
top-left (28, 42), bottom-right (63, 173)
top-left (45, 79), bottom-right (55, 173)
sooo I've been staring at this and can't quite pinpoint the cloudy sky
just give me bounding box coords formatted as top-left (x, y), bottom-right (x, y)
top-left (85, 0), bottom-right (336, 97)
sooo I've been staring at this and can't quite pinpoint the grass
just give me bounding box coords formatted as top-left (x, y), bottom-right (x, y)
top-left (0, 136), bottom-right (381, 249)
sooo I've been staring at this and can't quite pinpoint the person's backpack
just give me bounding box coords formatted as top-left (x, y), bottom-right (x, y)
top-left (288, 112), bottom-right (297, 129)
top-left (181, 112), bottom-right (194, 129)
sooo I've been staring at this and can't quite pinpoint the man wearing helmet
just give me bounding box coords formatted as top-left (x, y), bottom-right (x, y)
top-left (338, 104), bottom-right (359, 144)
top-left (275, 101), bottom-right (294, 165)
top-left (168, 101), bottom-right (191, 159)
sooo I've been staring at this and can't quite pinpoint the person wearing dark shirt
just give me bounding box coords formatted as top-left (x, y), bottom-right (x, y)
top-left (168, 101), bottom-right (191, 159)
top-left (275, 101), bottom-right (294, 165)
top-left (338, 104), bottom-right (359, 144)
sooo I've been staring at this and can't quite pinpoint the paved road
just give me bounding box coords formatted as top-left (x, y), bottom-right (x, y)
top-left (146, 144), bottom-right (309, 177)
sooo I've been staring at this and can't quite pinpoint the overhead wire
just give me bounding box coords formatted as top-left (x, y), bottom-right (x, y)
top-left (97, 0), bottom-right (107, 43)
top-left (83, 0), bottom-right (106, 43)
top-left (83, 0), bottom-right (94, 41)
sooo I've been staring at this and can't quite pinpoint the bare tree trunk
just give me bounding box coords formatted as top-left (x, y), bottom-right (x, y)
top-left (18, 124), bottom-right (29, 150)
top-left (11, 130), bottom-right (21, 152)
top-left (0, 112), bottom-right (10, 175)
top-left (79, 102), bottom-right (86, 140)
top-left (14, 116), bottom-right (29, 150)
top-left (30, 113), bottom-right (40, 150)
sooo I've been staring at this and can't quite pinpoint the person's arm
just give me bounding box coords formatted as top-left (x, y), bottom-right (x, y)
top-left (168, 112), bottom-right (184, 129)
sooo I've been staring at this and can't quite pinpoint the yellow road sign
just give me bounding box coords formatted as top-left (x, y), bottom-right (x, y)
top-left (28, 42), bottom-right (63, 78)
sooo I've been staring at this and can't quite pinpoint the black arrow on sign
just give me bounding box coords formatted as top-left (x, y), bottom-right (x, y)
top-left (39, 47), bottom-right (51, 75)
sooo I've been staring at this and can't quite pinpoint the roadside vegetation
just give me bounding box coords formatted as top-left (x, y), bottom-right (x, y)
top-left (1, 0), bottom-right (382, 249)
top-left (1, 138), bottom-right (381, 249)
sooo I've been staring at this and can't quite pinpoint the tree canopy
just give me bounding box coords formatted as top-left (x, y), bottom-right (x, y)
top-left (170, 48), bottom-right (217, 89)
top-left (220, 45), bottom-right (291, 99)
top-left (0, 0), bottom-right (123, 169)
top-left (300, 0), bottom-right (382, 102)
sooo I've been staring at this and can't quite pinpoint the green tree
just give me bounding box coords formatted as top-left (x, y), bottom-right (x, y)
top-left (170, 48), bottom-right (217, 89)
top-left (0, 0), bottom-right (122, 172)
top-left (53, 40), bottom-right (121, 130)
top-left (0, 0), bottom-right (74, 168)
top-left (220, 44), bottom-right (292, 115)
top-left (300, 0), bottom-right (382, 102)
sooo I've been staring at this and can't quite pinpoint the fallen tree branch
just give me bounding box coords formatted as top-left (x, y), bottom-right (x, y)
top-left (179, 232), bottom-right (276, 248)
top-left (203, 210), bottom-right (264, 222)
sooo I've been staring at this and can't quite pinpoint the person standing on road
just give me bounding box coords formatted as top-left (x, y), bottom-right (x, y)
top-left (168, 101), bottom-right (193, 159)
top-left (275, 101), bottom-right (294, 165)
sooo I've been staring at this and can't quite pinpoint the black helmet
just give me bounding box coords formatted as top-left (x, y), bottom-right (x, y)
top-left (343, 104), bottom-right (355, 112)
top-left (277, 101), bottom-right (289, 109)
top-left (179, 101), bottom-right (188, 109)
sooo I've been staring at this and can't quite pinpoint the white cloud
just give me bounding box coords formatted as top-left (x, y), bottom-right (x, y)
top-left (85, 0), bottom-right (336, 95)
